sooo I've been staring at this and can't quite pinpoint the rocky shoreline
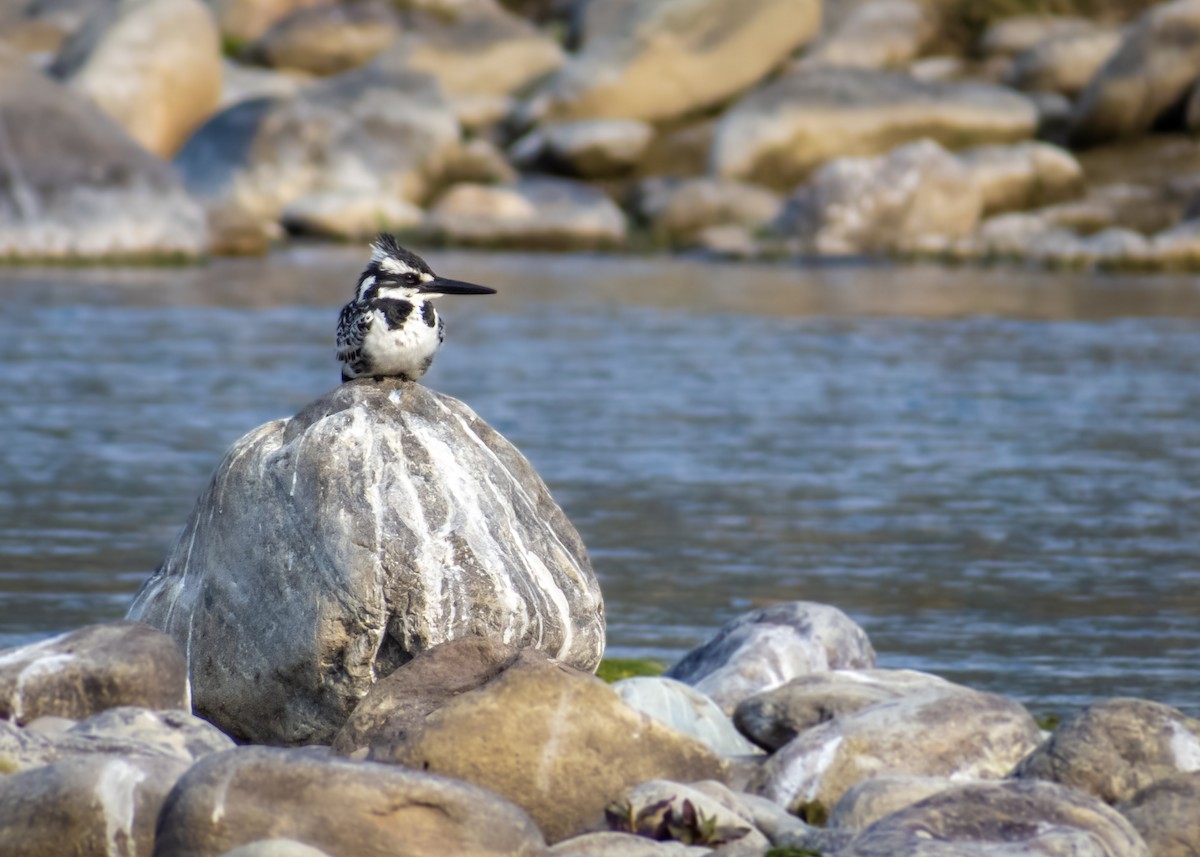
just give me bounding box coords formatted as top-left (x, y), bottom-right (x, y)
top-left (5, 0), bottom-right (1200, 270)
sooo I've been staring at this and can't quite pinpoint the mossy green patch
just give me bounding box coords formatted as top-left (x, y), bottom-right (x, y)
top-left (595, 657), bottom-right (666, 683)
top-left (765, 847), bottom-right (824, 857)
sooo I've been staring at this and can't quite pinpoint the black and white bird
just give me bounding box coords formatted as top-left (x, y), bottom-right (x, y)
top-left (336, 234), bottom-right (495, 383)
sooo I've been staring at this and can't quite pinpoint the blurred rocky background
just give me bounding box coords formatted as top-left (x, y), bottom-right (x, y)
top-left (5, 0), bottom-right (1200, 268)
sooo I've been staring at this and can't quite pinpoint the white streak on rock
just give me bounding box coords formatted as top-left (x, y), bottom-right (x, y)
top-left (95, 758), bottom-right (146, 857)
top-left (1168, 721), bottom-right (1200, 771)
top-left (13, 653), bottom-right (74, 721)
top-left (771, 730), bottom-right (845, 806)
top-left (0, 631), bottom-right (68, 668)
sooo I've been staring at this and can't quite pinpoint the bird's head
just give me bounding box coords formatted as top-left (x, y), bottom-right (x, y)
top-left (355, 234), bottom-right (496, 302)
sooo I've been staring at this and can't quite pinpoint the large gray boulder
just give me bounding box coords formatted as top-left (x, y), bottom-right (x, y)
top-left (1069, 0), bottom-right (1200, 147)
top-left (711, 68), bottom-right (1037, 189)
top-left (0, 53), bottom-right (208, 261)
top-left (127, 380), bottom-right (605, 745)
top-left (532, 0), bottom-right (821, 124)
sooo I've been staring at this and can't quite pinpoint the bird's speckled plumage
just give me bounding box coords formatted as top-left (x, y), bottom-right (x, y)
top-left (336, 235), bottom-right (494, 383)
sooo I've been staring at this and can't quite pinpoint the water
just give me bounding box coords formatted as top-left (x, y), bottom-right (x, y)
top-left (3, 247), bottom-right (1200, 719)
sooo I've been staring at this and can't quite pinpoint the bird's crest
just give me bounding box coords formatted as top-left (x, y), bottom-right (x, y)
top-left (369, 233), bottom-right (433, 278)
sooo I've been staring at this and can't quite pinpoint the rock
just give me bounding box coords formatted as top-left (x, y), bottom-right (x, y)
top-left (385, 1), bottom-right (563, 101)
top-left (440, 138), bottom-right (518, 186)
top-left (175, 57), bottom-right (460, 226)
top-left (980, 15), bottom-right (1101, 60)
top-left (154, 746), bottom-right (547, 856)
top-left (211, 0), bottom-right (330, 46)
top-left (1070, 0), bottom-right (1200, 147)
top-left (777, 138), bottom-right (983, 256)
top-left (248, 3), bottom-right (398, 76)
top-left (280, 191), bottom-right (424, 239)
top-left (723, 789), bottom-right (828, 850)
top-left (368, 649), bottom-right (728, 843)
top-left (1118, 771), bottom-right (1200, 857)
top-left (332, 635), bottom-right (521, 757)
top-left (220, 842), bottom-right (334, 857)
top-left (751, 687), bottom-right (1042, 817)
top-left (0, 754), bottom-right (192, 857)
top-left (0, 54), bottom-right (209, 261)
top-left (549, 832), bottom-right (705, 856)
top-left (612, 676), bottom-right (761, 757)
top-left (1012, 698), bottom-right (1200, 804)
top-left (428, 177), bottom-right (627, 249)
top-left (510, 119), bottom-right (654, 179)
top-left (54, 0), bottom-right (223, 158)
top-left (126, 380), bottom-right (604, 745)
top-left (840, 779), bottom-right (1150, 857)
top-left (1004, 28), bottom-right (1122, 98)
top-left (733, 668), bottom-right (957, 752)
top-left (1150, 218), bottom-right (1200, 268)
top-left (66, 706), bottom-right (235, 761)
top-left (218, 59), bottom-right (311, 109)
top-left (0, 622), bottom-right (186, 725)
top-left (634, 177), bottom-right (782, 244)
top-left (828, 775), bottom-right (960, 829)
top-left (206, 205), bottom-right (280, 256)
top-left (955, 141), bottom-right (1083, 215)
top-left (799, 0), bottom-right (937, 71)
top-left (638, 119), bottom-right (715, 180)
top-left (533, 0), bottom-right (821, 123)
top-left (688, 225), bottom-right (761, 259)
top-left (613, 780), bottom-right (767, 852)
top-left (665, 602), bottom-right (875, 716)
top-left (712, 68), bottom-right (1038, 189)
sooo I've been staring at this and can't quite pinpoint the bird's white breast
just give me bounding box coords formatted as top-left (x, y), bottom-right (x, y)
top-left (361, 304), bottom-right (441, 377)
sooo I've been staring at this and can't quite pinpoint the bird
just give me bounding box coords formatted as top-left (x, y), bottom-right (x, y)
top-left (336, 234), bottom-right (496, 383)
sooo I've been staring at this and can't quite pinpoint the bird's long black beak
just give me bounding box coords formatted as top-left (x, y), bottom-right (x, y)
top-left (420, 277), bottom-right (496, 296)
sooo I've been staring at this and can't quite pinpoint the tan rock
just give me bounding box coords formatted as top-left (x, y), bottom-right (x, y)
top-left (155, 746), bottom-right (547, 856)
top-left (212, 0), bottom-right (330, 46)
top-left (712, 68), bottom-right (1037, 189)
top-left (635, 177), bottom-right (781, 244)
top-left (980, 15), bottom-right (1100, 60)
top-left (0, 622), bottom-right (186, 725)
top-left (249, 3), bottom-right (398, 76)
top-left (955, 141), bottom-right (1083, 216)
top-left (369, 651), bottom-right (728, 843)
top-left (511, 119), bottom-right (654, 179)
top-left (751, 687), bottom-right (1042, 816)
top-left (281, 191), bottom-right (424, 239)
top-left (1004, 28), bottom-right (1122, 97)
top-left (828, 774), bottom-right (961, 829)
top-left (440, 138), bottom-right (518, 186)
top-left (1118, 771), bottom-right (1200, 857)
top-left (535, 0), bottom-right (821, 123)
top-left (60, 0), bottom-right (222, 158)
top-left (1012, 697), bottom-right (1200, 804)
top-left (799, 0), bottom-right (937, 71)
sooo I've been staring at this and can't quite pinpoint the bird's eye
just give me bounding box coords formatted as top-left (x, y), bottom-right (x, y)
top-left (405, 273), bottom-right (420, 284)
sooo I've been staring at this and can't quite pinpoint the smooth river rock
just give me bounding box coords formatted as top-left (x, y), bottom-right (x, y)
top-left (510, 119), bottom-right (655, 179)
top-left (1012, 697), bottom-right (1200, 804)
top-left (1003, 27), bottom-right (1122, 98)
top-left (711, 67), bottom-right (1037, 189)
top-left (1118, 771), bottom-right (1200, 857)
top-left (0, 622), bottom-right (187, 725)
top-left (665, 602), bottom-right (876, 715)
top-left (828, 774), bottom-right (963, 830)
top-left (612, 675), bottom-right (761, 757)
top-left (127, 380), bottom-right (605, 745)
top-left (750, 687), bottom-right (1042, 817)
top-left (533, 0), bottom-right (821, 124)
top-left (955, 140), bottom-right (1083, 215)
top-left (154, 746), bottom-right (547, 856)
top-left (247, 3), bottom-right (398, 76)
top-left (368, 649), bottom-right (728, 843)
top-left (799, 0), bottom-right (937, 71)
top-left (633, 177), bottom-right (782, 245)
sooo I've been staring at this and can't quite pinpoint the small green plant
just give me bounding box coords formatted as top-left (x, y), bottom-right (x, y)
top-left (594, 657), bottom-right (666, 683)
top-left (793, 800), bottom-right (828, 826)
top-left (766, 847), bottom-right (824, 857)
top-left (1035, 712), bottom-right (1062, 732)
top-left (606, 796), bottom-right (751, 846)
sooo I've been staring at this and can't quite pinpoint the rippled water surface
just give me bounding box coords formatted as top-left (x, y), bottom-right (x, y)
top-left (3, 248), bottom-right (1200, 718)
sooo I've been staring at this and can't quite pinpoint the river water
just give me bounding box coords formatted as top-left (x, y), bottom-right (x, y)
top-left (3, 247), bottom-right (1199, 719)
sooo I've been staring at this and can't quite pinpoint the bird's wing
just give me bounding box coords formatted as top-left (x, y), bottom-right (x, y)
top-left (336, 301), bottom-right (369, 364)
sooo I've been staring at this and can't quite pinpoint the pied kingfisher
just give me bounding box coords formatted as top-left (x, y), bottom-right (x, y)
top-left (336, 234), bottom-right (495, 383)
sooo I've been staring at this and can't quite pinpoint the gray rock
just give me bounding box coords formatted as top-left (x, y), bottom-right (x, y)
top-left (211, 0), bottom-right (329, 45)
top-left (533, 0), bottom-right (821, 123)
top-left (1070, 0), bottom-right (1200, 147)
top-left (777, 138), bottom-right (983, 256)
top-left (955, 141), bottom-right (1083, 216)
top-left (0, 754), bottom-right (192, 857)
top-left (828, 774), bottom-right (961, 829)
top-left (280, 191), bottom-right (424, 239)
top-left (428, 177), bottom-right (627, 250)
top-left (220, 842), bottom-right (334, 857)
top-left (218, 58), bottom-right (312, 110)
top-left (54, 0), bottom-right (222, 158)
top-left (616, 780), bottom-right (766, 852)
top-left (980, 15), bottom-right (1101, 60)
top-left (67, 706), bottom-right (235, 761)
top-left (613, 676), bottom-right (761, 757)
top-left (511, 119), bottom-right (654, 179)
top-left (368, 648), bottom-right (728, 844)
top-left (1004, 27), bottom-right (1122, 98)
top-left (549, 832), bottom-right (706, 856)
top-left (634, 177), bottom-right (782, 244)
top-left (0, 621), bottom-right (187, 725)
top-left (665, 602), bottom-right (875, 716)
top-left (0, 54), bottom-right (208, 261)
top-left (711, 67), bottom-right (1037, 189)
top-left (734, 668), bottom-right (956, 752)
top-left (799, 0), bottom-right (937, 71)
top-left (127, 380), bottom-right (604, 745)
top-left (840, 779), bottom-right (1150, 857)
top-left (175, 54), bottom-right (459, 227)
top-left (154, 746), bottom-right (547, 856)
top-left (1118, 771), bottom-right (1200, 857)
top-left (1012, 697), bottom-right (1200, 804)
top-left (750, 687), bottom-right (1042, 817)
top-left (247, 3), bottom-right (398, 76)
